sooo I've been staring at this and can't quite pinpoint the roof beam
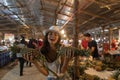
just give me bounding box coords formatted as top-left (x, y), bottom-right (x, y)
top-left (40, 0), bottom-right (44, 9)
top-left (41, 7), bottom-right (72, 18)
top-left (60, 0), bottom-right (93, 30)
top-left (79, 0), bottom-right (115, 26)
top-left (79, 23), bottom-right (98, 32)
top-left (27, 0), bottom-right (36, 5)
top-left (0, 3), bottom-right (29, 28)
top-left (40, 8), bottom-right (55, 14)
top-left (61, 3), bottom-right (73, 8)
top-left (77, 0), bottom-right (115, 28)
top-left (57, 0), bottom-right (68, 13)
top-left (88, 0), bottom-right (120, 7)
top-left (54, 0), bottom-right (62, 25)
top-left (43, 0), bottom-right (58, 6)
top-left (79, 11), bottom-right (113, 26)
top-left (58, 12), bottom-right (71, 17)
top-left (78, 10), bottom-right (112, 21)
top-left (102, 19), bottom-right (120, 26)
top-left (78, 1), bottom-right (119, 26)
top-left (6, 5), bottom-right (25, 8)
top-left (0, 23), bottom-right (16, 26)
top-left (0, 19), bottom-right (11, 22)
top-left (0, 29), bottom-right (17, 33)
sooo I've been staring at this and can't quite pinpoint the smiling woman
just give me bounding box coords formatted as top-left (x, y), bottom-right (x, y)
top-left (41, 30), bottom-right (61, 63)
top-left (40, 29), bottom-right (72, 80)
top-left (21, 27), bottom-right (73, 80)
top-left (47, 30), bottom-right (60, 45)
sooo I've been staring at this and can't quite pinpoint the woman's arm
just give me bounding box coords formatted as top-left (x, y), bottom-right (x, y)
top-left (23, 53), bottom-right (48, 76)
top-left (60, 49), bottom-right (74, 73)
top-left (60, 56), bottom-right (69, 73)
top-left (33, 60), bottom-right (48, 76)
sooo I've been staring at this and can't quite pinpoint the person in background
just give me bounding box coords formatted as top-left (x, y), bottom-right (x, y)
top-left (81, 34), bottom-right (88, 50)
top-left (111, 39), bottom-right (117, 50)
top-left (103, 42), bottom-right (109, 54)
top-left (84, 33), bottom-right (99, 60)
top-left (38, 39), bottom-right (43, 49)
top-left (17, 35), bottom-right (27, 76)
top-left (26, 38), bottom-right (38, 66)
top-left (32, 39), bottom-right (38, 49)
top-left (14, 37), bottom-right (20, 45)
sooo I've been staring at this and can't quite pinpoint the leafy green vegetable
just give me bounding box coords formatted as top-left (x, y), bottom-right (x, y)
top-left (10, 45), bottom-right (21, 54)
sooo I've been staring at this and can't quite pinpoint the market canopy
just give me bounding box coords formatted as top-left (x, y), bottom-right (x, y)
top-left (0, 0), bottom-right (120, 36)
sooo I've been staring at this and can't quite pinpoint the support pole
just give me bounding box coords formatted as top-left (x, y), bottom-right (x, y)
top-left (102, 26), bottom-right (105, 54)
top-left (109, 27), bottom-right (112, 50)
top-left (119, 28), bottom-right (120, 43)
top-left (2, 33), bottom-right (5, 45)
top-left (73, 0), bottom-right (79, 80)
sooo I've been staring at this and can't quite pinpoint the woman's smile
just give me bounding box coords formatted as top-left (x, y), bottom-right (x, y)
top-left (48, 32), bottom-right (59, 44)
top-left (49, 38), bottom-right (56, 41)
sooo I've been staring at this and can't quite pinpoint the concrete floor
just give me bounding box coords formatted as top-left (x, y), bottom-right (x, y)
top-left (1, 64), bottom-right (46, 80)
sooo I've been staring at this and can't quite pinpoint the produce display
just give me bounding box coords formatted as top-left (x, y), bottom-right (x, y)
top-left (10, 45), bottom-right (90, 61)
top-left (10, 45), bottom-right (90, 79)
top-left (10, 45), bottom-right (120, 80)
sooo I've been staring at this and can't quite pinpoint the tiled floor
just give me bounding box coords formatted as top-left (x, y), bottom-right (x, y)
top-left (1, 64), bottom-right (46, 80)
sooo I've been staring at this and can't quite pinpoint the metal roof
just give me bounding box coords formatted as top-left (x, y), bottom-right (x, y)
top-left (0, 0), bottom-right (120, 37)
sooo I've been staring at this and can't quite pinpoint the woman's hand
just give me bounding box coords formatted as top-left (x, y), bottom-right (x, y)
top-left (22, 49), bottom-right (40, 62)
top-left (64, 48), bottom-right (74, 61)
top-left (23, 53), bottom-right (34, 63)
top-left (61, 48), bottom-right (74, 73)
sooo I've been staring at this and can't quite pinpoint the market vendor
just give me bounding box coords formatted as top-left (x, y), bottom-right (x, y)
top-left (84, 33), bottom-right (99, 59)
top-left (81, 34), bottom-right (88, 50)
top-left (111, 39), bottom-right (117, 50)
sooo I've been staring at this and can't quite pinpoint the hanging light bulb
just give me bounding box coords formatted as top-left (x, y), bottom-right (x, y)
top-left (61, 30), bottom-right (65, 34)
top-left (63, 34), bottom-right (66, 37)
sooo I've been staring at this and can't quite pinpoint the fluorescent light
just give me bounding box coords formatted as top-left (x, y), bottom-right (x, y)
top-left (4, 0), bottom-right (8, 5)
top-left (104, 29), bottom-right (109, 32)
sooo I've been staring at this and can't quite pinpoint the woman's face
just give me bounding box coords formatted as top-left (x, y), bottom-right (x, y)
top-left (47, 31), bottom-right (59, 45)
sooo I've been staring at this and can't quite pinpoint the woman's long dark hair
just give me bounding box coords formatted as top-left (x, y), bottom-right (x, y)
top-left (41, 30), bottom-right (61, 55)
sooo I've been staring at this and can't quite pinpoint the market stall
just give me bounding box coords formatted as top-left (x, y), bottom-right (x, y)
top-left (0, 46), bottom-right (10, 67)
top-left (67, 56), bottom-right (120, 80)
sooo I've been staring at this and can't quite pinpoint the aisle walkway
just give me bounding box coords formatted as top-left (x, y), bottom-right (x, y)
top-left (1, 64), bottom-right (46, 80)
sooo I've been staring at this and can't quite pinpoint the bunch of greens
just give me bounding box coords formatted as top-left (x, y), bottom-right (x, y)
top-left (19, 46), bottom-right (91, 79)
top-left (10, 45), bottom-right (21, 54)
top-left (59, 46), bottom-right (90, 57)
top-left (112, 70), bottom-right (120, 80)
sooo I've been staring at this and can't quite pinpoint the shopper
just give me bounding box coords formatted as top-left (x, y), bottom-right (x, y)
top-left (17, 36), bottom-right (27, 76)
top-left (26, 38), bottom-right (38, 67)
top-left (84, 33), bottom-right (99, 59)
